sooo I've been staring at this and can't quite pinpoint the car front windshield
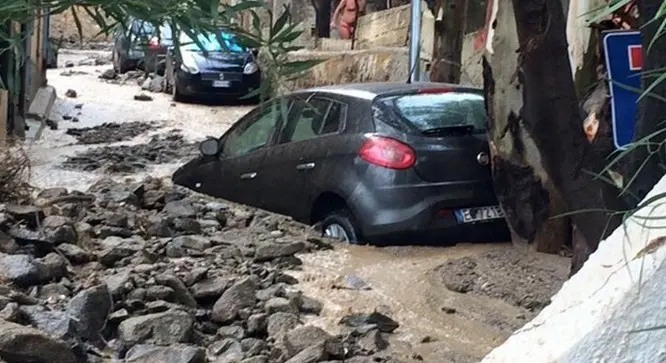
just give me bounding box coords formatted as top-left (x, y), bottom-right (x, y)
top-left (179, 31), bottom-right (246, 53)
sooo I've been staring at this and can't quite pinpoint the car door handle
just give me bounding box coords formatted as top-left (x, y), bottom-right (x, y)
top-left (240, 172), bottom-right (257, 180)
top-left (296, 162), bottom-right (315, 171)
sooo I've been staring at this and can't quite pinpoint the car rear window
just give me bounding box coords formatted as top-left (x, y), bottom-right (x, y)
top-left (379, 92), bottom-right (486, 134)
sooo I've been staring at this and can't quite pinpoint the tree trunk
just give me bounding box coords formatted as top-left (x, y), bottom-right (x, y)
top-left (511, 0), bottom-right (628, 275)
top-left (627, 0), bottom-right (666, 202)
top-left (430, 0), bottom-right (468, 83)
top-left (483, 0), bottom-right (571, 255)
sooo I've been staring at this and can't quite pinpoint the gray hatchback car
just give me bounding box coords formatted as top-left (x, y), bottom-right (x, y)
top-left (173, 82), bottom-right (509, 243)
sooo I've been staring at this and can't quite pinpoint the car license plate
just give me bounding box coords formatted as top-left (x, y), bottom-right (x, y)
top-left (455, 205), bottom-right (505, 223)
top-left (212, 80), bottom-right (231, 88)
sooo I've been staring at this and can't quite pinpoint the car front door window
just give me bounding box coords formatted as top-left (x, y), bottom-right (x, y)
top-left (222, 103), bottom-right (284, 158)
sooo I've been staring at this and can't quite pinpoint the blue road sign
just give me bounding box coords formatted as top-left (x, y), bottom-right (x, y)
top-left (602, 30), bottom-right (642, 149)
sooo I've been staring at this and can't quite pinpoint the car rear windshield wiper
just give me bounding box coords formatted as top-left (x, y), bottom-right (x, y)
top-left (420, 125), bottom-right (476, 136)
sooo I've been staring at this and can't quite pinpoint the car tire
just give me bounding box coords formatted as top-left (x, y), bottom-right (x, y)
top-left (320, 209), bottom-right (363, 244)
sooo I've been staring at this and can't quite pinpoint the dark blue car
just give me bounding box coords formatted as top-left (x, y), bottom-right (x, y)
top-left (164, 29), bottom-right (261, 102)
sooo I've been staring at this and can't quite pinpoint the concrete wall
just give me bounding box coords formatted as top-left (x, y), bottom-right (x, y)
top-left (280, 47), bottom-right (427, 92)
top-left (482, 175), bottom-right (666, 362)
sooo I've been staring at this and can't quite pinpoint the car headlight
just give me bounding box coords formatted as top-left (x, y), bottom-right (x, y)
top-left (180, 63), bottom-right (199, 74)
top-left (243, 62), bottom-right (259, 74)
top-left (180, 53), bottom-right (199, 74)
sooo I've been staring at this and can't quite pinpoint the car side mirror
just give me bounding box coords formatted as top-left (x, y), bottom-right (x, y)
top-left (199, 138), bottom-right (220, 156)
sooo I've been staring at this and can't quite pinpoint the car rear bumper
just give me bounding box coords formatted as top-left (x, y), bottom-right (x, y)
top-left (350, 178), bottom-right (509, 241)
top-left (176, 70), bottom-right (261, 98)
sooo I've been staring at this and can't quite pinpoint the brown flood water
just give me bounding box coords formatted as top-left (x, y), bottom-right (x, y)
top-left (289, 242), bottom-right (570, 363)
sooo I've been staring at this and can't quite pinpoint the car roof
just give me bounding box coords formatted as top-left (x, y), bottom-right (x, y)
top-left (292, 82), bottom-right (483, 101)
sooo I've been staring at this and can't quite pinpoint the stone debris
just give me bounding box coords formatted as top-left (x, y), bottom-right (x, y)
top-left (65, 89), bottom-right (78, 98)
top-left (61, 130), bottom-right (197, 174)
top-left (65, 121), bottom-right (161, 145)
top-left (133, 93), bottom-right (153, 102)
top-left (0, 176), bottom-right (404, 363)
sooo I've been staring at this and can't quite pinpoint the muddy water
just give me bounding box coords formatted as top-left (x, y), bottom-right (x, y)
top-left (290, 242), bottom-right (570, 362)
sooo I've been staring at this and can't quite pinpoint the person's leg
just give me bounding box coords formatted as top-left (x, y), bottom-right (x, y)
top-left (339, 22), bottom-right (352, 39)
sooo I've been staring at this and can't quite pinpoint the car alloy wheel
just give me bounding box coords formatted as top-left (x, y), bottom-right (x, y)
top-left (324, 223), bottom-right (351, 243)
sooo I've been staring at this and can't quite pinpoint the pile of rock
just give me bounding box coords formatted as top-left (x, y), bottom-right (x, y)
top-left (66, 121), bottom-right (162, 145)
top-left (61, 130), bottom-right (197, 173)
top-left (0, 177), bottom-right (404, 363)
top-left (140, 74), bottom-right (165, 94)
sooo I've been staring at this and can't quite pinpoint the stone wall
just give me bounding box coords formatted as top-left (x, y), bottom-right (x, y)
top-left (353, 2), bottom-right (434, 60)
top-left (279, 47), bottom-right (427, 92)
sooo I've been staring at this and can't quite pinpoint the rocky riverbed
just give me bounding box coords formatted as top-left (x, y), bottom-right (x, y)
top-left (0, 177), bottom-right (406, 363)
top-left (61, 130), bottom-right (197, 174)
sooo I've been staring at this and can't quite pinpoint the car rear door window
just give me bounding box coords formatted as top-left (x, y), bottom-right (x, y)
top-left (281, 97), bottom-right (346, 143)
top-left (379, 92), bottom-right (486, 134)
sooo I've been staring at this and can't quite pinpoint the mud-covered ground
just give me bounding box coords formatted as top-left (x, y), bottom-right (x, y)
top-left (21, 48), bottom-right (572, 363)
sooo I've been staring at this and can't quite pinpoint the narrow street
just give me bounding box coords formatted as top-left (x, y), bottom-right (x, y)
top-left (18, 47), bottom-right (572, 362)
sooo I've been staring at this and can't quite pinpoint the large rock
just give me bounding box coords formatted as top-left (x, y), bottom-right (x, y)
top-left (284, 343), bottom-right (328, 363)
top-left (0, 320), bottom-right (77, 363)
top-left (18, 305), bottom-right (74, 340)
top-left (0, 255), bottom-right (40, 286)
top-left (163, 199), bottom-right (196, 218)
top-left (206, 338), bottom-right (244, 363)
top-left (212, 277), bottom-right (258, 323)
top-left (170, 235), bottom-right (211, 251)
top-left (125, 343), bottom-right (205, 363)
top-left (0, 253), bottom-right (65, 287)
top-left (284, 325), bottom-right (333, 357)
top-left (105, 269), bottom-right (133, 297)
top-left (118, 309), bottom-right (194, 345)
top-left (97, 236), bottom-right (145, 266)
top-left (66, 284), bottom-right (112, 341)
top-left (266, 312), bottom-right (300, 339)
top-left (41, 215), bottom-right (77, 244)
top-left (254, 241), bottom-right (305, 262)
top-left (190, 276), bottom-right (232, 300)
top-left (154, 274), bottom-right (197, 308)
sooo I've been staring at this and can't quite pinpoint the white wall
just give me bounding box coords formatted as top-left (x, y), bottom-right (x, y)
top-left (482, 176), bottom-right (666, 362)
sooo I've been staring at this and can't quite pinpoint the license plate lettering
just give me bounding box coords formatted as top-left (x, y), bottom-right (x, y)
top-left (213, 80), bottom-right (230, 88)
top-left (455, 206), bottom-right (504, 223)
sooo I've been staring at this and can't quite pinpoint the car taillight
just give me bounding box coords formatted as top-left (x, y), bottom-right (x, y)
top-left (148, 36), bottom-right (159, 48)
top-left (358, 136), bottom-right (416, 169)
top-left (417, 87), bottom-right (453, 94)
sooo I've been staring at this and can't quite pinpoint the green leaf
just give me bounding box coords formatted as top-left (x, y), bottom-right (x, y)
top-left (279, 59), bottom-right (325, 78)
top-left (585, 0), bottom-right (632, 24)
top-left (648, 17), bottom-right (666, 52)
top-left (70, 6), bottom-right (84, 45)
top-left (250, 10), bottom-right (262, 36)
top-left (270, 8), bottom-right (290, 40)
top-left (273, 28), bottom-right (303, 44)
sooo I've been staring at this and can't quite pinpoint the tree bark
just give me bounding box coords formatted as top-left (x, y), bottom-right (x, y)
top-left (483, 0), bottom-right (571, 255)
top-left (430, 0), bottom-right (468, 83)
top-left (511, 0), bottom-right (628, 274)
top-left (627, 0), bottom-right (666, 203)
